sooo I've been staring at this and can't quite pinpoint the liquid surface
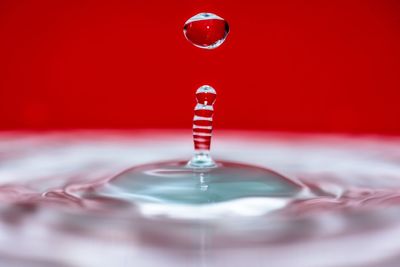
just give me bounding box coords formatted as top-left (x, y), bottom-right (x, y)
top-left (183, 13), bottom-right (229, 49)
top-left (79, 161), bottom-right (310, 218)
top-left (1, 130), bottom-right (400, 267)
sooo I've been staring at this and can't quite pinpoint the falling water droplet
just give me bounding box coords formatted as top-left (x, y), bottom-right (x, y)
top-left (183, 13), bottom-right (230, 49)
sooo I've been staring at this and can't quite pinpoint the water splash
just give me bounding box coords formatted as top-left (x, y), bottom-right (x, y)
top-left (57, 82), bottom-right (312, 217)
top-left (187, 85), bottom-right (217, 168)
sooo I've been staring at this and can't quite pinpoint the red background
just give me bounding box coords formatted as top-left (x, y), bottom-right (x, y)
top-left (1, 0), bottom-right (400, 134)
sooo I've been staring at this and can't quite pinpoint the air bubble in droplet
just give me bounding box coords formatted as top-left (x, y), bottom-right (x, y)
top-left (183, 13), bottom-right (229, 49)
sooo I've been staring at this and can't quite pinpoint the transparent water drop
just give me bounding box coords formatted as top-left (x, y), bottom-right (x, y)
top-left (183, 13), bottom-right (230, 49)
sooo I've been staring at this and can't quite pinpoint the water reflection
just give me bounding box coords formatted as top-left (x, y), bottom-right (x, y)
top-left (0, 131), bottom-right (400, 266)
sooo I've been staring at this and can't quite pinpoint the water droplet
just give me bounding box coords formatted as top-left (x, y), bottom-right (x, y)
top-left (183, 13), bottom-right (229, 49)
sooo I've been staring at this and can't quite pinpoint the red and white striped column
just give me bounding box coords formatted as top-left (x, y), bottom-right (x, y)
top-left (187, 85), bottom-right (217, 168)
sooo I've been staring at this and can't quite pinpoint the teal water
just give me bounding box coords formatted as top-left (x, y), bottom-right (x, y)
top-left (86, 161), bottom-right (309, 206)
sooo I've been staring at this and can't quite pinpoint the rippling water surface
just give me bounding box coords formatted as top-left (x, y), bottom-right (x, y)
top-left (1, 130), bottom-right (400, 267)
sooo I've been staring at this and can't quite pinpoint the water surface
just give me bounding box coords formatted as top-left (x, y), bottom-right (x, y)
top-left (1, 130), bottom-right (400, 267)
